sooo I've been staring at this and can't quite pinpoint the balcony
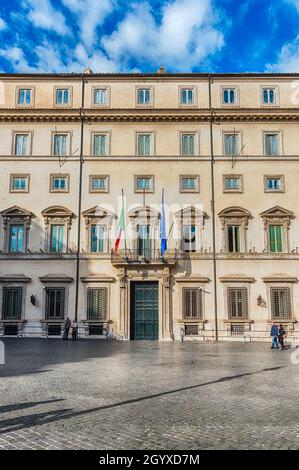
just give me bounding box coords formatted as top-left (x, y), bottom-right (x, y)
top-left (111, 249), bottom-right (178, 266)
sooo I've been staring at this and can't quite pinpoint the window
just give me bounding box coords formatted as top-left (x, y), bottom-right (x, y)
top-left (93, 134), bottom-right (107, 156)
top-left (181, 134), bottom-right (196, 156)
top-left (2, 287), bottom-right (22, 319)
top-left (14, 134), bottom-right (29, 156)
top-left (183, 288), bottom-right (202, 319)
top-left (45, 288), bottom-right (65, 319)
top-left (137, 224), bottom-right (151, 257)
top-left (89, 176), bottom-right (109, 193)
top-left (50, 225), bottom-right (64, 253)
top-left (18, 89), bottom-right (31, 105)
top-left (265, 176), bottom-right (283, 192)
top-left (10, 175), bottom-right (29, 193)
top-left (180, 176), bottom-right (199, 192)
top-left (50, 174), bottom-right (69, 192)
top-left (185, 324), bottom-right (199, 336)
top-left (223, 175), bottom-right (242, 192)
top-left (227, 225), bottom-right (240, 253)
top-left (223, 88), bottom-right (236, 104)
top-left (270, 287), bottom-right (291, 320)
top-left (269, 225), bottom-right (283, 252)
top-left (93, 88), bottom-right (107, 105)
top-left (183, 225), bottom-right (196, 252)
top-left (224, 134), bottom-right (238, 155)
top-left (91, 224), bottom-right (105, 253)
top-left (9, 224), bottom-right (24, 253)
top-left (180, 88), bottom-right (194, 105)
top-left (231, 324), bottom-right (244, 336)
top-left (55, 89), bottom-right (70, 105)
top-left (264, 134), bottom-right (279, 156)
top-left (135, 176), bottom-right (153, 192)
top-left (137, 134), bottom-right (152, 156)
top-left (137, 88), bottom-right (151, 105)
top-left (262, 88), bottom-right (276, 104)
top-left (53, 134), bottom-right (68, 156)
top-left (227, 288), bottom-right (248, 319)
top-left (87, 287), bottom-right (107, 320)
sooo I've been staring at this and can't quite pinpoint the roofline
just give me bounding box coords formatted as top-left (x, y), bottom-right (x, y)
top-left (0, 72), bottom-right (299, 79)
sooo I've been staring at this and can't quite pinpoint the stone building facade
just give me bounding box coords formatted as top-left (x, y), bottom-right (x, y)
top-left (0, 70), bottom-right (298, 342)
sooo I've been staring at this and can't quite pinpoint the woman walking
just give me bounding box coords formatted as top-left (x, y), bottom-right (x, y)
top-left (278, 324), bottom-right (286, 350)
top-left (71, 320), bottom-right (78, 341)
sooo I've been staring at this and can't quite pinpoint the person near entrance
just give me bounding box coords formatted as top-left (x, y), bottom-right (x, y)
top-left (270, 321), bottom-right (279, 349)
top-left (63, 317), bottom-right (71, 340)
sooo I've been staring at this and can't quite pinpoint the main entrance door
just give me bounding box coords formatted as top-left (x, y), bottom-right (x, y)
top-left (130, 282), bottom-right (158, 340)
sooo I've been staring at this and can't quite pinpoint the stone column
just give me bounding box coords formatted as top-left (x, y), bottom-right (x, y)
top-left (117, 268), bottom-right (128, 338)
top-left (162, 267), bottom-right (171, 339)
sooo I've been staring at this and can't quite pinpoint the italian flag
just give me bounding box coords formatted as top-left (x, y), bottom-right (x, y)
top-left (114, 196), bottom-right (125, 254)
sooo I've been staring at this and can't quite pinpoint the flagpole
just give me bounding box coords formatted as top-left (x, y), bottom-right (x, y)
top-left (122, 188), bottom-right (127, 256)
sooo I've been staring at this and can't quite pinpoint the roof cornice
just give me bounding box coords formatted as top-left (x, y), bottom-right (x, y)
top-left (1, 107), bottom-right (299, 123)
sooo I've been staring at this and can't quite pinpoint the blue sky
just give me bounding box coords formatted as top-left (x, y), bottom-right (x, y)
top-left (0, 0), bottom-right (299, 73)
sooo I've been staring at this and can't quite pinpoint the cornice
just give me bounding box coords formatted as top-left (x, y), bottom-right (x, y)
top-left (1, 107), bottom-right (299, 123)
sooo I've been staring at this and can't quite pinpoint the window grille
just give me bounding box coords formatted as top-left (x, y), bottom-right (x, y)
top-left (87, 288), bottom-right (107, 320)
top-left (185, 324), bottom-right (199, 336)
top-left (183, 288), bottom-right (202, 319)
top-left (227, 288), bottom-right (248, 319)
top-left (45, 288), bottom-right (65, 319)
top-left (271, 288), bottom-right (291, 320)
top-left (2, 287), bottom-right (22, 319)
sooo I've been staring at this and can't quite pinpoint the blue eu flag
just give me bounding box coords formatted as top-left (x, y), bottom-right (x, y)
top-left (160, 189), bottom-right (167, 257)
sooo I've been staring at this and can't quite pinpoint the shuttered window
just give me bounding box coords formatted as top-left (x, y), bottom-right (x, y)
top-left (269, 225), bottom-right (282, 252)
top-left (137, 134), bottom-right (151, 156)
top-left (224, 134), bottom-right (238, 155)
top-left (87, 288), bottom-right (108, 320)
top-left (183, 288), bottom-right (202, 319)
top-left (93, 134), bottom-right (107, 156)
top-left (2, 287), bottom-right (22, 319)
top-left (271, 288), bottom-right (291, 320)
top-left (45, 288), bottom-right (65, 319)
top-left (264, 134), bottom-right (279, 156)
top-left (181, 134), bottom-right (195, 156)
top-left (227, 288), bottom-right (248, 319)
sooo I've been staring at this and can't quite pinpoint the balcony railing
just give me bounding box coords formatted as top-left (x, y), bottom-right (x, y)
top-left (111, 249), bottom-right (178, 265)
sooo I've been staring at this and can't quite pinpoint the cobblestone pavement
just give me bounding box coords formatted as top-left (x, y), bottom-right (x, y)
top-left (0, 338), bottom-right (298, 450)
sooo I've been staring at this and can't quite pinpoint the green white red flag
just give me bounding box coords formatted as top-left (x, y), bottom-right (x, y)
top-left (114, 194), bottom-right (125, 253)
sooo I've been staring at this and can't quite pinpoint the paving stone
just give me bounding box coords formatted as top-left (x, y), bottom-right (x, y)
top-left (0, 338), bottom-right (298, 449)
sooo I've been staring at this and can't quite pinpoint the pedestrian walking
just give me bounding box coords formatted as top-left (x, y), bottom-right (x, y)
top-left (270, 321), bottom-right (279, 349)
top-left (278, 324), bottom-right (287, 350)
top-left (71, 320), bottom-right (78, 341)
top-left (63, 317), bottom-right (71, 340)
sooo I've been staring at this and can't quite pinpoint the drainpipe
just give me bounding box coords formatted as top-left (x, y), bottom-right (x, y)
top-left (208, 75), bottom-right (219, 341)
top-left (74, 73), bottom-right (85, 322)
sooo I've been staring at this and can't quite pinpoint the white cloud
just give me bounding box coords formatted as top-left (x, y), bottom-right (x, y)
top-left (0, 17), bottom-right (7, 31)
top-left (285, 0), bottom-right (299, 12)
top-left (102, 0), bottom-right (224, 71)
top-left (0, 46), bottom-right (36, 72)
top-left (267, 34), bottom-right (299, 72)
top-left (24, 0), bottom-right (70, 35)
top-left (62, 0), bottom-right (115, 49)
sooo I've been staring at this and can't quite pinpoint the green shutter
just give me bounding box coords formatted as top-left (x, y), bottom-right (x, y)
top-left (276, 225), bottom-right (282, 252)
top-left (269, 225), bottom-right (276, 252)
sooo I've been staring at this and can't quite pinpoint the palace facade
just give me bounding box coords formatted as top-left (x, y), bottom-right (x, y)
top-left (0, 69), bottom-right (299, 342)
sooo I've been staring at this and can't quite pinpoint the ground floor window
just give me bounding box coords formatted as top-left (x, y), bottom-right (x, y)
top-left (2, 287), bottom-right (22, 319)
top-left (231, 324), bottom-right (245, 336)
top-left (45, 288), bottom-right (65, 319)
top-left (270, 287), bottom-right (291, 320)
top-left (227, 288), bottom-right (248, 319)
top-left (184, 324), bottom-right (199, 336)
top-left (183, 288), bottom-right (202, 319)
top-left (87, 288), bottom-right (108, 320)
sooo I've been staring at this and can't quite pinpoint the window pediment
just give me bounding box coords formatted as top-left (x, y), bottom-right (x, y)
top-left (0, 205), bottom-right (34, 219)
top-left (82, 206), bottom-right (115, 220)
top-left (175, 206), bottom-right (208, 222)
top-left (128, 206), bottom-right (160, 221)
top-left (42, 206), bottom-right (74, 219)
top-left (218, 206), bottom-right (251, 219)
top-left (260, 206), bottom-right (294, 219)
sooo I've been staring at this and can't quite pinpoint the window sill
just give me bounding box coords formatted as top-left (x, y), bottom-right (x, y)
top-left (223, 319), bottom-right (253, 324)
top-left (0, 319), bottom-right (26, 323)
top-left (177, 319), bottom-right (206, 324)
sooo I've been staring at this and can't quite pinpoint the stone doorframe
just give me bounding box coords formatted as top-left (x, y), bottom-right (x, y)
top-left (115, 265), bottom-right (173, 340)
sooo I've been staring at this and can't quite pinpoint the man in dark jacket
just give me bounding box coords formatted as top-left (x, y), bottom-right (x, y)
top-left (63, 317), bottom-right (71, 340)
top-left (270, 321), bottom-right (279, 349)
